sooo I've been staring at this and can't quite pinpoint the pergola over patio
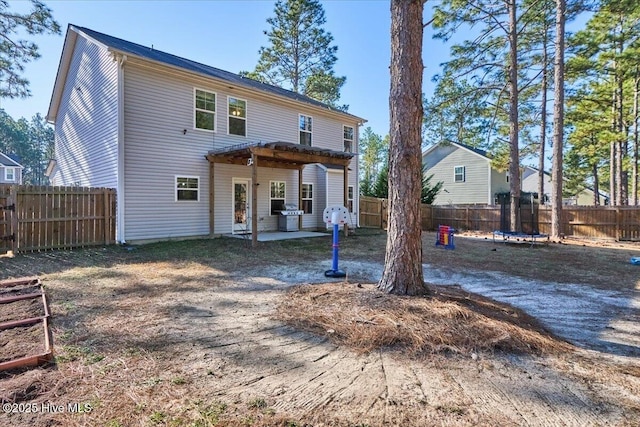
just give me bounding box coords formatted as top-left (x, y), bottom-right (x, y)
top-left (205, 141), bottom-right (355, 247)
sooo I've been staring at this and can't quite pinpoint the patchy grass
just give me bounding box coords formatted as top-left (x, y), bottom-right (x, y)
top-left (277, 282), bottom-right (572, 357)
top-left (0, 230), bottom-right (638, 427)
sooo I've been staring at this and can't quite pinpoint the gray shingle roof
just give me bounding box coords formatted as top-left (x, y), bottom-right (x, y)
top-left (0, 152), bottom-right (22, 167)
top-left (74, 25), bottom-right (363, 121)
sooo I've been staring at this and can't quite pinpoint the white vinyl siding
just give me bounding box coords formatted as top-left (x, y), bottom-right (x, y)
top-left (124, 64), bottom-right (211, 241)
top-left (53, 35), bottom-right (119, 188)
top-left (324, 165), bottom-right (358, 228)
top-left (315, 166), bottom-right (327, 227)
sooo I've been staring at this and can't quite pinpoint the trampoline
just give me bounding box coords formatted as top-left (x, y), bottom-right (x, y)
top-left (493, 193), bottom-right (548, 246)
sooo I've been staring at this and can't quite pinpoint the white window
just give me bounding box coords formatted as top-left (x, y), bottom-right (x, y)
top-left (5, 167), bottom-right (15, 181)
top-left (194, 89), bottom-right (216, 131)
top-left (343, 125), bottom-right (354, 153)
top-left (270, 181), bottom-right (286, 215)
top-left (228, 96), bottom-right (247, 136)
top-left (348, 185), bottom-right (354, 213)
top-left (299, 114), bottom-right (312, 146)
top-left (454, 166), bottom-right (465, 183)
top-left (302, 183), bottom-right (313, 214)
top-left (176, 176), bottom-right (199, 201)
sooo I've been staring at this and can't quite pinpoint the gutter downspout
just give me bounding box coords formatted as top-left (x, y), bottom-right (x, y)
top-left (116, 54), bottom-right (127, 243)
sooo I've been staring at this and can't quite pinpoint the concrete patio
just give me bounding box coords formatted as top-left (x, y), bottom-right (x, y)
top-left (226, 231), bottom-right (329, 242)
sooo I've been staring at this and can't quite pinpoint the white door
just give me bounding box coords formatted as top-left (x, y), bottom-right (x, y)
top-left (232, 178), bottom-right (251, 233)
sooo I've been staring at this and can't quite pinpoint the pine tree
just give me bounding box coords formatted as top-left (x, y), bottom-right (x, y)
top-left (359, 127), bottom-right (387, 197)
top-left (242, 0), bottom-right (346, 108)
top-left (0, 0), bottom-right (60, 99)
top-left (568, 0), bottom-right (640, 206)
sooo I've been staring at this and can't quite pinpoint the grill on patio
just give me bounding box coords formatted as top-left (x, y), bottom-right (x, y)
top-left (278, 204), bottom-right (304, 232)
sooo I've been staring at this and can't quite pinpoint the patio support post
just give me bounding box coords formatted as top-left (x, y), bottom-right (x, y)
top-left (209, 161), bottom-right (215, 237)
top-left (298, 167), bottom-right (303, 231)
top-left (251, 153), bottom-right (258, 247)
top-left (343, 164), bottom-right (349, 236)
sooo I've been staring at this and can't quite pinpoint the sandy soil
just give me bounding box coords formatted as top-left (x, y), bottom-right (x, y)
top-left (0, 234), bottom-right (639, 426)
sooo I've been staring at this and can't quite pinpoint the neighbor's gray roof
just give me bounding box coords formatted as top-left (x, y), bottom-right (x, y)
top-left (66, 25), bottom-right (364, 123)
top-left (0, 152), bottom-right (23, 167)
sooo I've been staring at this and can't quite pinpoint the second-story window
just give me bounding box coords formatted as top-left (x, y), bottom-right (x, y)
top-left (228, 97), bottom-right (247, 136)
top-left (343, 125), bottom-right (354, 152)
top-left (299, 114), bottom-right (312, 146)
top-left (195, 89), bottom-right (216, 131)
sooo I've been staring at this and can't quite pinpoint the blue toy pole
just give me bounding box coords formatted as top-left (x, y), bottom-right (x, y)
top-left (332, 222), bottom-right (339, 271)
top-left (325, 213), bottom-right (346, 278)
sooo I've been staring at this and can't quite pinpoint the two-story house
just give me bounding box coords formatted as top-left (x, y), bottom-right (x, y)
top-left (46, 25), bottom-right (365, 244)
top-left (0, 152), bottom-right (23, 184)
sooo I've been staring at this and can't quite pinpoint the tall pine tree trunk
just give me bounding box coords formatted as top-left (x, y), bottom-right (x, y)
top-left (508, 0), bottom-right (521, 232)
top-left (610, 92), bottom-right (617, 205)
top-left (538, 28), bottom-right (548, 205)
top-left (379, 0), bottom-right (426, 296)
top-left (633, 70), bottom-right (639, 205)
top-left (551, 0), bottom-right (565, 239)
top-left (616, 64), bottom-right (625, 205)
top-left (592, 162), bottom-right (600, 206)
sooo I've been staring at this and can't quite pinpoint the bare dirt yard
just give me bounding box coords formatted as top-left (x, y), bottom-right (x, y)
top-left (0, 229), bottom-right (639, 426)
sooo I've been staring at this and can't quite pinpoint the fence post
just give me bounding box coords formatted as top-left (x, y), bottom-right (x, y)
top-left (465, 207), bottom-right (470, 230)
top-left (102, 189), bottom-right (108, 245)
top-left (8, 185), bottom-right (18, 252)
top-left (381, 198), bottom-right (388, 230)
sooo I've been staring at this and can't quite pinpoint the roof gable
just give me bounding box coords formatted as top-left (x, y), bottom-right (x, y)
top-left (48, 25), bottom-right (365, 124)
top-left (0, 152), bottom-right (23, 168)
top-left (422, 141), bottom-right (490, 163)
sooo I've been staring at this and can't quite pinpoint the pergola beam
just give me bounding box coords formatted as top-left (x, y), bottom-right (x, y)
top-left (249, 147), bottom-right (350, 166)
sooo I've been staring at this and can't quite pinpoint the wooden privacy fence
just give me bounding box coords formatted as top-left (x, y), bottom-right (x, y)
top-left (0, 185), bottom-right (116, 253)
top-left (359, 196), bottom-right (640, 241)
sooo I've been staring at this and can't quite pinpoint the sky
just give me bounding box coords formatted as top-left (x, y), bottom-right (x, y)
top-left (1, 0), bottom-right (451, 139)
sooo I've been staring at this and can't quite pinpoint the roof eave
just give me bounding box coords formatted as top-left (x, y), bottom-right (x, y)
top-left (47, 26), bottom-right (79, 123)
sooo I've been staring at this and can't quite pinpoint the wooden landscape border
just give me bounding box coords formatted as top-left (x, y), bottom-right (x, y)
top-left (0, 277), bottom-right (53, 371)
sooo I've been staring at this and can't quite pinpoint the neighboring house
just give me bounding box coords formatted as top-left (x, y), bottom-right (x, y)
top-left (46, 25), bottom-right (364, 243)
top-left (521, 166), bottom-right (608, 206)
top-left (0, 152), bottom-right (23, 184)
top-left (422, 141), bottom-right (604, 205)
top-left (422, 142), bottom-right (510, 205)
